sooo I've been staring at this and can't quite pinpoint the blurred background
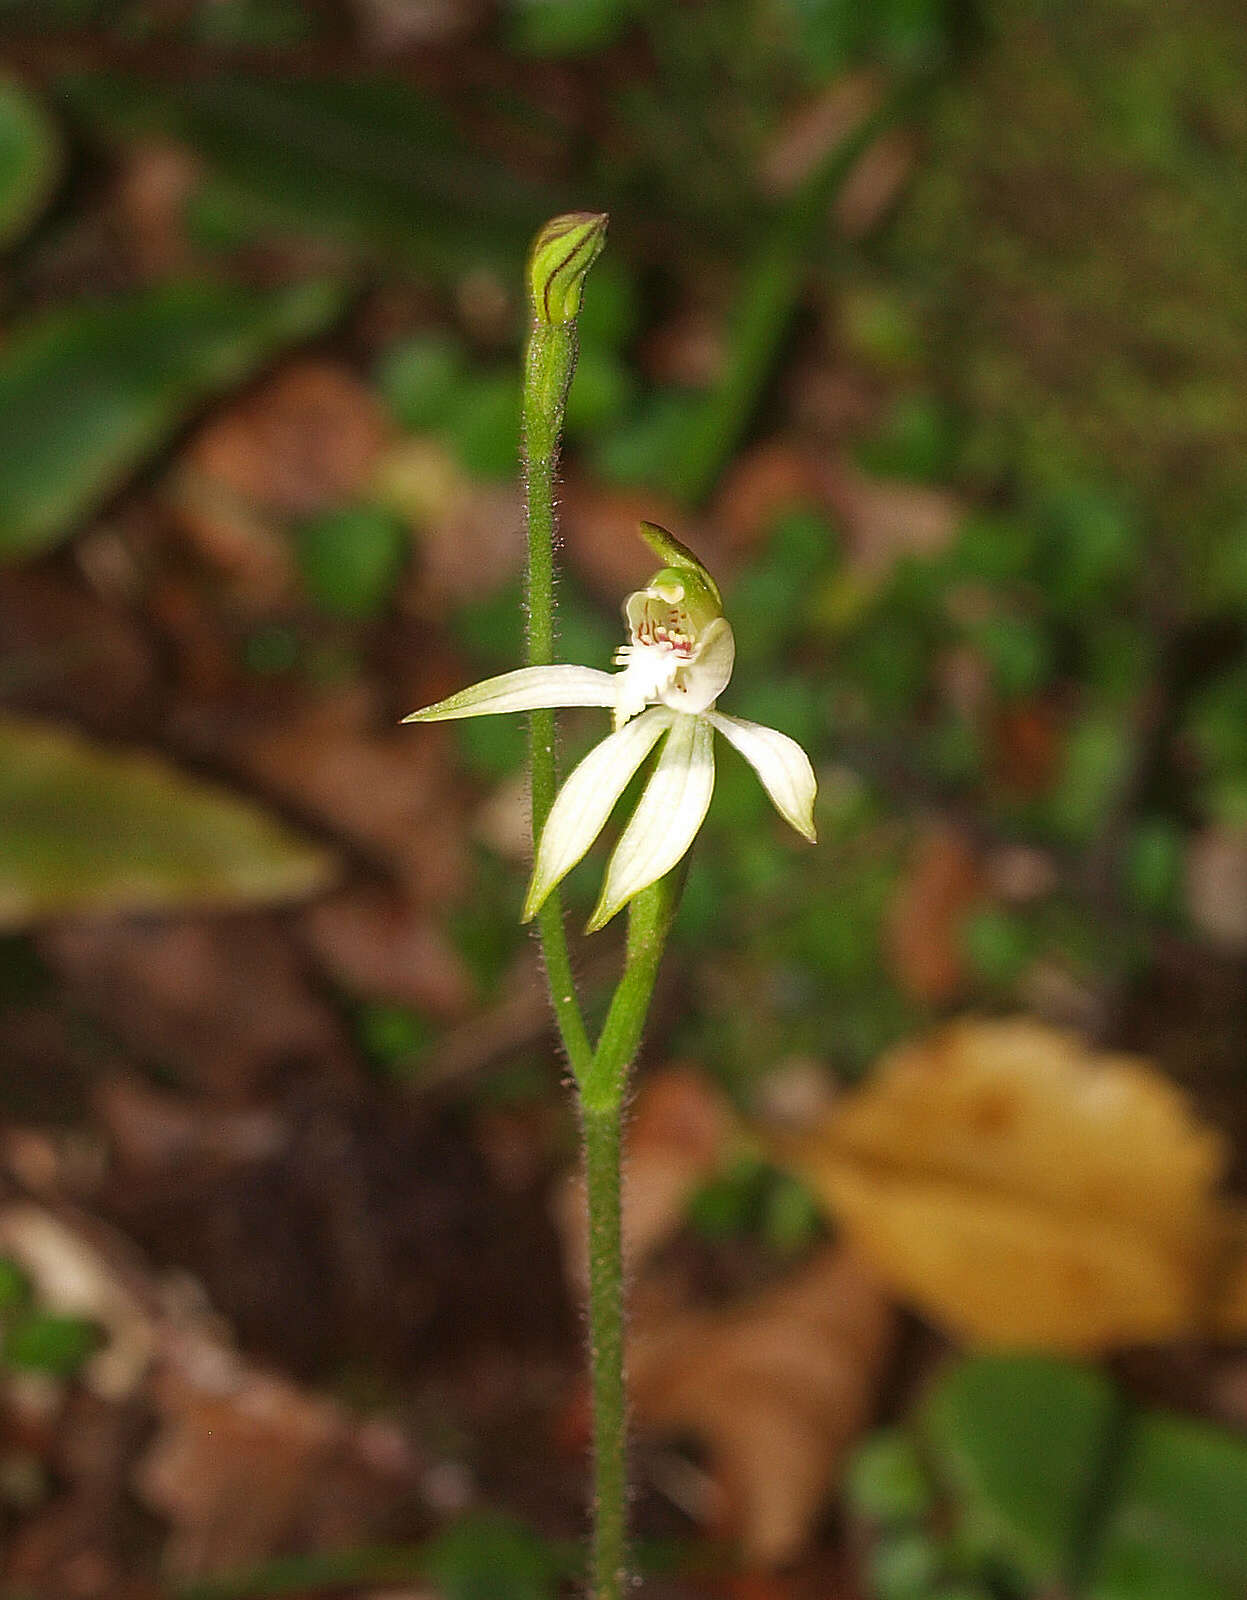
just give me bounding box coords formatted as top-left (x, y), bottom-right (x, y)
top-left (0, 1), bottom-right (1245, 1596)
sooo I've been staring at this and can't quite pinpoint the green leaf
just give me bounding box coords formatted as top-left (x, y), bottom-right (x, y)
top-left (376, 333), bottom-right (470, 432)
top-left (506, 0), bottom-right (633, 57)
top-left (0, 77), bottom-right (60, 249)
top-left (0, 715), bottom-right (338, 926)
top-left (3, 1311), bottom-right (100, 1377)
top-left (1088, 1410), bottom-right (1247, 1600)
top-left (0, 278), bottom-right (343, 563)
top-left (445, 370), bottom-right (522, 481)
top-left (61, 74), bottom-right (547, 276)
top-left (1047, 711), bottom-right (1135, 843)
top-left (867, 1528), bottom-right (942, 1600)
top-left (293, 505), bottom-right (409, 620)
top-left (846, 1426), bottom-right (935, 1526)
top-left (922, 1354), bottom-right (1119, 1590)
top-left (421, 1513), bottom-right (561, 1600)
top-left (0, 1255), bottom-right (31, 1314)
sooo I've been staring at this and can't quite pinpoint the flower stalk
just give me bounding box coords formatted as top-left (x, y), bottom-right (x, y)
top-left (525, 211), bottom-right (633, 1600)
top-left (407, 211), bottom-right (816, 1600)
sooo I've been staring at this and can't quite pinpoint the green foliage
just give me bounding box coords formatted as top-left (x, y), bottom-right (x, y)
top-left (868, 1529), bottom-right (943, 1600)
top-left (847, 1428), bottom-right (935, 1527)
top-left (0, 1256), bottom-right (31, 1315)
top-left (61, 75), bottom-right (545, 276)
top-left (960, 905), bottom-right (1035, 987)
top-left (1089, 1409), bottom-right (1247, 1599)
top-left (0, 279), bottom-right (343, 562)
top-left (899, 1354), bottom-right (1247, 1600)
top-left (1123, 819), bottom-right (1184, 918)
top-left (924, 1355), bottom-right (1117, 1589)
top-left (0, 76), bottom-right (60, 248)
top-left (563, 342), bottom-right (637, 436)
top-left (784, 0), bottom-right (957, 77)
top-left (376, 333), bottom-right (471, 432)
top-left (293, 505), bottom-right (409, 620)
top-left (421, 1512), bottom-right (561, 1600)
top-left (857, 393), bottom-right (962, 484)
top-left (506, 0), bottom-right (633, 57)
top-left (3, 1311), bottom-right (101, 1377)
top-left (728, 509), bottom-right (834, 668)
top-left (1046, 711), bottom-right (1135, 844)
top-left (0, 715), bottom-right (338, 925)
top-left (894, 0), bottom-right (1247, 594)
top-left (446, 370), bottom-right (523, 481)
top-left (357, 1003), bottom-right (434, 1081)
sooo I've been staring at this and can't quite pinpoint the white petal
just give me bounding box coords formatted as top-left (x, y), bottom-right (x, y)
top-left (658, 618), bottom-right (735, 715)
top-left (705, 711), bottom-right (817, 842)
top-left (403, 665), bottom-right (617, 722)
top-left (521, 707), bottom-right (672, 922)
top-left (587, 713), bottom-right (715, 932)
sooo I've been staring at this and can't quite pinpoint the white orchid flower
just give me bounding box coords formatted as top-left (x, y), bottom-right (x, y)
top-left (404, 522), bottom-right (817, 931)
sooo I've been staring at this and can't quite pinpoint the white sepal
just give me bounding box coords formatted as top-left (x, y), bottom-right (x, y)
top-left (705, 711), bottom-right (817, 842)
top-left (522, 707), bottom-right (672, 922)
top-left (403, 665), bottom-right (617, 722)
top-left (587, 713), bottom-right (715, 931)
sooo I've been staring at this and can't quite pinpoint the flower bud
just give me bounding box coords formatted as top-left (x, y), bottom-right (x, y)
top-left (527, 211), bottom-right (609, 325)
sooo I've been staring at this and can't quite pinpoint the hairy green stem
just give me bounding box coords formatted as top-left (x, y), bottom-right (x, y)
top-left (580, 874), bottom-right (678, 1599)
top-left (523, 213), bottom-right (683, 1598)
top-left (523, 315), bottom-right (593, 1077)
top-left (582, 1102), bottom-right (625, 1600)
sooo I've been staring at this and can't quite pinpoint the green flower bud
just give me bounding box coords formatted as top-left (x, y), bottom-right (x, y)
top-left (527, 211), bottom-right (609, 325)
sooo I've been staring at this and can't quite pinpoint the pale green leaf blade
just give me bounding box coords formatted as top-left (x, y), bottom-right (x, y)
top-left (0, 278), bottom-right (344, 563)
top-left (705, 710), bottom-right (817, 841)
top-left (0, 716), bottom-right (339, 926)
top-left (923, 1354), bottom-right (1118, 1590)
top-left (522, 706), bottom-right (671, 922)
top-left (0, 77), bottom-right (60, 249)
top-left (1088, 1408), bottom-right (1247, 1599)
top-left (404, 665), bottom-right (618, 722)
top-left (587, 713), bottom-right (714, 932)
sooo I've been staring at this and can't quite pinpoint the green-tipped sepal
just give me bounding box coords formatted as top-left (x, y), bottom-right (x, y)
top-left (528, 211), bottom-right (609, 325)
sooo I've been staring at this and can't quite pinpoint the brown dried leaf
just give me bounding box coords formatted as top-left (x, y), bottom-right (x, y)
top-left (786, 1019), bottom-right (1242, 1352)
top-left (299, 885), bottom-right (474, 1018)
top-left (632, 1246), bottom-right (896, 1566)
top-left (886, 823), bottom-right (982, 1003)
top-left (820, 455), bottom-right (962, 577)
top-left (40, 915), bottom-right (344, 1098)
top-left (833, 131), bottom-right (916, 239)
top-left (376, 437), bottom-right (526, 610)
top-left (137, 1332), bottom-right (414, 1578)
top-left (559, 477), bottom-right (708, 601)
top-left (0, 568), bottom-right (155, 734)
top-left (1186, 825), bottom-right (1247, 952)
top-left (758, 74), bottom-right (883, 196)
top-left (229, 688), bottom-right (469, 903)
top-left (709, 441), bottom-right (826, 553)
top-left (182, 360), bottom-right (390, 517)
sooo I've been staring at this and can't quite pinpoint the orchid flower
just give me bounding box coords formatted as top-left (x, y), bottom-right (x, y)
top-left (404, 522), bottom-right (817, 931)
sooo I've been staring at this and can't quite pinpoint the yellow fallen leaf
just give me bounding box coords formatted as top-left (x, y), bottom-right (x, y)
top-left (631, 1245), bottom-right (896, 1566)
top-left (782, 1019), bottom-right (1242, 1352)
